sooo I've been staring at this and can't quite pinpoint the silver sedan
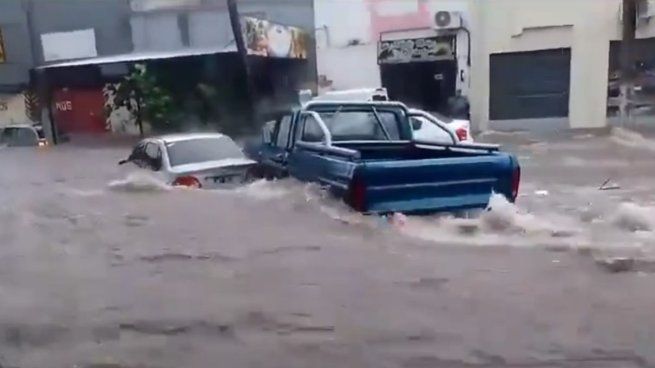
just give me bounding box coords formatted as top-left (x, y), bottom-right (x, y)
top-left (119, 133), bottom-right (257, 189)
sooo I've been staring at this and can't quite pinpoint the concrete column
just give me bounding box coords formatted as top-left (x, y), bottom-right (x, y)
top-left (467, 0), bottom-right (489, 132)
top-left (568, 21), bottom-right (611, 128)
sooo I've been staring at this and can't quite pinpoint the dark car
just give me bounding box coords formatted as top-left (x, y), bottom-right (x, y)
top-left (0, 125), bottom-right (48, 147)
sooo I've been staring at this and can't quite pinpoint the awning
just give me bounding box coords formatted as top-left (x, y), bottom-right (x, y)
top-left (36, 44), bottom-right (237, 69)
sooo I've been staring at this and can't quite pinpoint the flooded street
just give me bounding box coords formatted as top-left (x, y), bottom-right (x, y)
top-left (1, 131), bottom-right (655, 368)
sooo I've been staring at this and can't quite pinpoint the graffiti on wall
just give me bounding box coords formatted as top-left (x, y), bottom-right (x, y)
top-left (242, 17), bottom-right (308, 59)
top-left (378, 36), bottom-right (454, 64)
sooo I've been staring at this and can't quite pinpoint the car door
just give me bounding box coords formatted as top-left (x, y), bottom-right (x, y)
top-left (260, 114), bottom-right (293, 178)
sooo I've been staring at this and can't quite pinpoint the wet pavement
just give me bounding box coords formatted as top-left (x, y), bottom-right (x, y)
top-left (1, 130), bottom-right (655, 368)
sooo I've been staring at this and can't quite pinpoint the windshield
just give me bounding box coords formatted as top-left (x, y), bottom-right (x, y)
top-left (305, 110), bottom-right (402, 141)
top-left (165, 137), bottom-right (244, 167)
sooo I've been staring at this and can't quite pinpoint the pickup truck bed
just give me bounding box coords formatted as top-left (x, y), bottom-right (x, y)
top-left (288, 141), bottom-right (520, 214)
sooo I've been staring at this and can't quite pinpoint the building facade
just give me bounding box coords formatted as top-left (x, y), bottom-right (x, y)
top-left (0, 0), bottom-right (34, 125)
top-left (316, 0), bottom-right (471, 114)
top-left (318, 0), bottom-right (655, 132)
top-left (469, 0), bottom-right (655, 132)
top-left (0, 0), bottom-right (317, 138)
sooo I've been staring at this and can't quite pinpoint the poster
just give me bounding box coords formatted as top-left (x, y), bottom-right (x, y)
top-left (378, 36), bottom-right (454, 64)
top-left (241, 17), bottom-right (308, 59)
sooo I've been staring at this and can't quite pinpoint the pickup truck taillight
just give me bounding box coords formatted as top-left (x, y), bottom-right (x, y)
top-left (347, 175), bottom-right (367, 212)
top-left (511, 166), bottom-right (521, 201)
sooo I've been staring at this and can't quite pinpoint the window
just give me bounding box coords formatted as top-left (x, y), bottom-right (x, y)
top-left (411, 116), bottom-right (455, 144)
top-left (275, 115), bottom-right (292, 148)
top-left (302, 115), bottom-right (326, 142)
top-left (315, 110), bottom-right (401, 141)
top-left (166, 137), bottom-right (244, 167)
top-left (145, 142), bottom-right (161, 160)
top-left (144, 142), bottom-right (162, 170)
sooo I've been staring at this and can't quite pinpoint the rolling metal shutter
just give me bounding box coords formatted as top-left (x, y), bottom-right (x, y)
top-left (490, 48), bottom-right (571, 120)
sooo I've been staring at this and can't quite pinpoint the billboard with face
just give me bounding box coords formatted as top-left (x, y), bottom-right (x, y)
top-left (241, 17), bottom-right (307, 59)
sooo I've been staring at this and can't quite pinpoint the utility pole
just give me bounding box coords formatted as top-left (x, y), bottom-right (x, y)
top-left (227, 0), bottom-right (257, 132)
top-left (620, 0), bottom-right (638, 127)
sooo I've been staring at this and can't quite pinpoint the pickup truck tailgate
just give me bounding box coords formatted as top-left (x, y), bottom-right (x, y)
top-left (355, 154), bottom-right (518, 214)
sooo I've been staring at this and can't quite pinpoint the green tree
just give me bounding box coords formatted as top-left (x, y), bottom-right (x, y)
top-left (111, 63), bottom-right (176, 132)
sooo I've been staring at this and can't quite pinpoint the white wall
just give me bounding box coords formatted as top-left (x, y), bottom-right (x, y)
top-left (469, 0), bottom-right (655, 131)
top-left (318, 44), bottom-right (381, 91)
top-left (315, 0), bottom-right (371, 47)
top-left (315, 0), bottom-right (471, 94)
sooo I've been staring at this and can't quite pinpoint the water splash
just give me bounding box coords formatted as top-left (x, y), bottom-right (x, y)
top-left (233, 179), bottom-right (294, 200)
top-left (108, 172), bottom-right (170, 193)
top-left (610, 127), bottom-right (655, 151)
top-left (393, 193), bottom-right (586, 248)
top-left (612, 202), bottom-right (655, 232)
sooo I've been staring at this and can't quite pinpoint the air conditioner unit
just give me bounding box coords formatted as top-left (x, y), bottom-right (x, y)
top-left (434, 11), bottom-right (462, 30)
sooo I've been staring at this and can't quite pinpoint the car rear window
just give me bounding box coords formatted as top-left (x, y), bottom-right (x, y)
top-left (165, 137), bottom-right (245, 167)
top-left (310, 110), bottom-right (402, 141)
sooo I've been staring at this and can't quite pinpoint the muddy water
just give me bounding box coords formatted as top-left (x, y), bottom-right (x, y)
top-left (1, 134), bottom-right (655, 368)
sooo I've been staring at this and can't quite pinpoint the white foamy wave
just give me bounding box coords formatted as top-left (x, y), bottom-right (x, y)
top-left (481, 193), bottom-right (569, 234)
top-left (612, 202), bottom-right (655, 232)
top-left (234, 179), bottom-right (294, 200)
top-left (108, 172), bottom-right (170, 193)
top-left (394, 193), bottom-right (585, 248)
top-left (610, 127), bottom-right (655, 151)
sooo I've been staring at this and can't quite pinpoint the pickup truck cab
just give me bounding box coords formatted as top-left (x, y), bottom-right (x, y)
top-left (247, 101), bottom-right (520, 214)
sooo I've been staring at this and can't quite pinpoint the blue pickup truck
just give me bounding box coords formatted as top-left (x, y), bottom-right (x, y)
top-left (247, 101), bottom-right (520, 214)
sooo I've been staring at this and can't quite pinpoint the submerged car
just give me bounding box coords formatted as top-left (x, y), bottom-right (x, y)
top-left (0, 124), bottom-right (48, 147)
top-left (119, 133), bottom-right (256, 189)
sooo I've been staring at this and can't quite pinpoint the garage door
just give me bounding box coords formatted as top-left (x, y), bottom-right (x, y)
top-left (490, 48), bottom-right (571, 120)
top-left (53, 88), bottom-right (107, 135)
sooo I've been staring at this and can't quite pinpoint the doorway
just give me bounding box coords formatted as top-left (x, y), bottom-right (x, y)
top-left (380, 59), bottom-right (457, 113)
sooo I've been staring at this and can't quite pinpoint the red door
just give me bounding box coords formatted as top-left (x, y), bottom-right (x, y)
top-left (53, 89), bottom-right (107, 135)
